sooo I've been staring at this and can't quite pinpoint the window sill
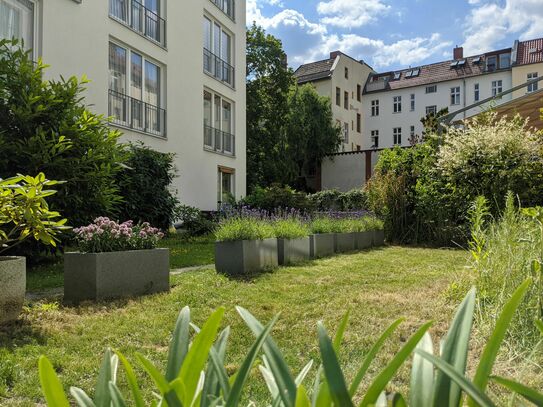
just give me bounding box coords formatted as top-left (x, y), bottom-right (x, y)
top-left (204, 147), bottom-right (236, 158)
top-left (110, 123), bottom-right (167, 140)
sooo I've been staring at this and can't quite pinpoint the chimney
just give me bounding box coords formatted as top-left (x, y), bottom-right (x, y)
top-left (453, 46), bottom-right (464, 60)
top-left (330, 51), bottom-right (341, 59)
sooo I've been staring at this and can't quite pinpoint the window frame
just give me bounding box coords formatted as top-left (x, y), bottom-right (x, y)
top-left (450, 86), bottom-right (461, 105)
top-left (0, 0), bottom-right (38, 56)
top-left (426, 105), bottom-right (437, 115)
top-left (491, 80), bottom-right (503, 97)
top-left (393, 96), bottom-right (402, 114)
top-left (371, 99), bottom-right (379, 116)
top-left (344, 90), bottom-right (349, 110)
top-left (410, 93), bottom-right (415, 111)
top-left (203, 88), bottom-right (235, 155)
top-left (371, 130), bottom-right (379, 148)
top-left (527, 72), bottom-right (538, 93)
top-left (356, 113), bottom-right (361, 133)
top-left (474, 83), bottom-right (480, 102)
top-left (393, 127), bottom-right (402, 145)
top-left (336, 87), bottom-right (341, 106)
top-left (425, 85), bottom-right (437, 94)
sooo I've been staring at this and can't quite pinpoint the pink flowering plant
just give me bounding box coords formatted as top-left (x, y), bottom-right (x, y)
top-left (73, 217), bottom-right (165, 253)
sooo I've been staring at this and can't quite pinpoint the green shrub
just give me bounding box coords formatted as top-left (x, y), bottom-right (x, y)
top-left (38, 281), bottom-right (542, 406)
top-left (0, 40), bottom-right (126, 229)
top-left (178, 205), bottom-right (216, 236)
top-left (117, 143), bottom-right (181, 230)
top-left (308, 189), bottom-right (367, 211)
top-left (310, 217), bottom-right (339, 234)
top-left (272, 218), bottom-right (309, 239)
top-left (241, 184), bottom-right (314, 213)
top-left (215, 217), bottom-right (274, 242)
top-left (311, 216), bottom-right (383, 234)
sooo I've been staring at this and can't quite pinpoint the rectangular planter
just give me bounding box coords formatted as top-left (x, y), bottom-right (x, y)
top-left (335, 232), bottom-right (356, 253)
top-left (354, 231), bottom-right (373, 250)
top-left (215, 238), bottom-right (278, 276)
top-left (373, 230), bottom-right (385, 246)
top-left (277, 237), bottom-right (310, 265)
top-left (310, 233), bottom-right (335, 258)
top-left (64, 248), bottom-right (170, 304)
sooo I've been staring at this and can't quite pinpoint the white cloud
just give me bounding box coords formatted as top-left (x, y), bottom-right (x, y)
top-left (463, 0), bottom-right (543, 55)
top-left (316, 0), bottom-right (390, 28)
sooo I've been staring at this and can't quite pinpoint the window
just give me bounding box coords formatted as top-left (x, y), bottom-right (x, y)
top-left (336, 87), bottom-right (341, 106)
top-left (371, 130), bottom-right (379, 148)
top-left (203, 90), bottom-right (234, 155)
top-left (499, 53), bottom-right (511, 69)
top-left (108, 42), bottom-right (165, 137)
top-left (345, 67), bottom-right (349, 79)
top-left (486, 56), bottom-right (497, 72)
top-left (357, 84), bottom-right (361, 102)
top-left (426, 105), bottom-right (437, 115)
top-left (393, 127), bottom-right (402, 145)
top-left (426, 85), bottom-right (437, 94)
top-left (210, 0), bottom-right (235, 20)
top-left (410, 94), bottom-right (415, 111)
top-left (0, 0), bottom-right (34, 49)
top-left (410, 125), bottom-right (415, 143)
top-left (393, 72), bottom-right (401, 80)
top-left (491, 80), bottom-right (502, 97)
top-left (343, 122), bottom-right (349, 144)
top-left (371, 100), bottom-right (379, 116)
top-left (450, 86), bottom-right (460, 105)
top-left (344, 91), bottom-right (349, 109)
top-left (527, 72), bottom-right (538, 93)
top-left (109, 0), bottom-right (165, 45)
top-left (356, 113), bottom-right (361, 133)
top-left (203, 17), bottom-right (234, 87)
top-left (474, 83), bottom-right (480, 102)
top-left (393, 96), bottom-right (402, 113)
top-left (218, 167), bottom-right (235, 206)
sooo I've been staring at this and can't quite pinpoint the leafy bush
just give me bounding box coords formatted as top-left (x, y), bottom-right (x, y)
top-left (39, 281), bottom-right (543, 406)
top-left (307, 189), bottom-right (367, 212)
top-left (117, 143), bottom-right (181, 231)
top-left (272, 218), bottom-right (309, 239)
top-left (241, 185), bottom-right (314, 213)
top-left (73, 217), bottom-right (164, 253)
top-left (215, 217), bottom-right (274, 242)
top-left (311, 215), bottom-right (383, 234)
top-left (0, 40), bottom-right (126, 229)
top-left (178, 205), bottom-right (216, 236)
top-left (0, 173), bottom-right (69, 254)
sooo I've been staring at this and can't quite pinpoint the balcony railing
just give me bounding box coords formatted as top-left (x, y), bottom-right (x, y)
top-left (109, 90), bottom-right (166, 138)
top-left (203, 48), bottom-right (235, 87)
top-left (109, 0), bottom-right (166, 46)
top-left (204, 125), bottom-right (235, 155)
top-left (210, 0), bottom-right (235, 21)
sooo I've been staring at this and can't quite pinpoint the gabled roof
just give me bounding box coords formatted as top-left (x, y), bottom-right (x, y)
top-left (516, 38), bottom-right (543, 66)
top-left (294, 57), bottom-right (335, 84)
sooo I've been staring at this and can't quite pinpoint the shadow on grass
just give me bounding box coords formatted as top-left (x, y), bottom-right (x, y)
top-left (0, 318), bottom-right (48, 349)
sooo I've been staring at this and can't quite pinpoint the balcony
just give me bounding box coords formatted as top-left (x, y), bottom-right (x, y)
top-left (109, 0), bottom-right (166, 47)
top-left (109, 90), bottom-right (166, 138)
top-left (210, 0), bottom-right (235, 21)
top-left (203, 48), bottom-right (235, 88)
top-left (204, 125), bottom-right (235, 156)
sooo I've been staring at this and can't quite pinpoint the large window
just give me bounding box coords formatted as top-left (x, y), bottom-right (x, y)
top-left (426, 105), bottom-right (437, 115)
top-left (356, 113), bottom-right (361, 133)
top-left (343, 122), bottom-right (349, 144)
top-left (108, 42), bottom-right (165, 137)
top-left (357, 84), bottom-right (362, 102)
top-left (450, 86), bottom-right (460, 105)
top-left (491, 80), bottom-right (502, 97)
top-left (474, 83), bottom-right (480, 102)
top-left (218, 167), bottom-right (235, 206)
top-left (527, 72), bottom-right (538, 93)
top-left (210, 0), bottom-right (235, 21)
top-left (344, 91), bottom-right (349, 110)
top-left (393, 96), bottom-right (402, 113)
top-left (109, 0), bottom-right (166, 46)
top-left (371, 130), bottom-right (379, 148)
top-left (410, 93), bottom-right (415, 111)
top-left (425, 85), bottom-right (437, 94)
top-left (393, 127), bottom-right (402, 145)
top-left (203, 90), bottom-right (234, 155)
top-left (335, 87), bottom-right (341, 106)
top-left (371, 100), bottom-right (379, 116)
top-left (203, 17), bottom-right (234, 87)
top-left (0, 0), bottom-right (34, 48)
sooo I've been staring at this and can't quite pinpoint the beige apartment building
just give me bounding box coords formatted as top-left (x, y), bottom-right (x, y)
top-left (0, 0), bottom-right (247, 211)
top-left (511, 37), bottom-right (543, 99)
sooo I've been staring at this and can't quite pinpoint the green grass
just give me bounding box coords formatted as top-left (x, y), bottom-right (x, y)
top-left (2, 246), bottom-right (473, 405)
top-left (25, 234), bottom-right (215, 291)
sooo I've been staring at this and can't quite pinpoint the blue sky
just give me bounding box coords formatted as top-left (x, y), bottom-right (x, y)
top-left (247, 0), bottom-right (543, 72)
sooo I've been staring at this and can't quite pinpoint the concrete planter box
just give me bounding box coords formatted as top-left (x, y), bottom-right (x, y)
top-left (373, 230), bottom-right (386, 246)
top-left (64, 248), bottom-right (170, 304)
top-left (310, 234), bottom-right (336, 258)
top-left (0, 257), bottom-right (26, 325)
top-left (277, 237), bottom-right (310, 265)
top-left (354, 231), bottom-right (374, 250)
top-left (215, 238), bottom-right (278, 276)
top-left (335, 232), bottom-right (356, 253)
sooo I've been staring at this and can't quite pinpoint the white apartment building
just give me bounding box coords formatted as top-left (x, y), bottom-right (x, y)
top-left (0, 0), bottom-right (246, 211)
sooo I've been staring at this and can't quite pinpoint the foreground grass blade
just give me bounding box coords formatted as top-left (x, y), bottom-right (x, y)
top-left (208, 347), bottom-right (231, 399)
top-left (491, 376), bottom-right (543, 405)
top-left (418, 351), bottom-right (496, 407)
top-left (116, 351), bottom-right (145, 407)
top-left (166, 307), bottom-right (191, 381)
top-left (468, 278), bottom-right (531, 407)
top-left (392, 393), bottom-right (407, 407)
top-left (317, 322), bottom-right (354, 407)
top-left (70, 387), bottom-right (96, 407)
top-left (136, 353), bottom-right (171, 395)
top-left (295, 385), bottom-right (311, 407)
top-left (333, 310), bottom-right (350, 354)
top-left (359, 321), bottom-right (433, 407)
top-left (433, 288), bottom-right (476, 407)
top-left (95, 349), bottom-right (114, 407)
top-left (349, 318), bottom-right (404, 396)
top-left (38, 356), bottom-right (70, 407)
top-left (226, 315), bottom-right (279, 407)
top-left (535, 320), bottom-right (543, 335)
top-left (109, 382), bottom-right (128, 407)
top-left (410, 332), bottom-right (434, 407)
top-left (202, 327), bottom-right (231, 407)
top-left (237, 306), bottom-right (297, 407)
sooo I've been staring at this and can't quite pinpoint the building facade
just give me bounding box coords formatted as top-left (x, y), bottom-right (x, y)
top-left (1, 0), bottom-right (247, 211)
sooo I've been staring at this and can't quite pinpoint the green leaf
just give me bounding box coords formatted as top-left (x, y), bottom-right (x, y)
top-left (349, 318), bottom-right (404, 396)
top-left (317, 322), bottom-right (354, 407)
top-left (333, 310), bottom-right (350, 354)
top-left (202, 327), bottom-right (231, 407)
top-left (468, 278), bottom-right (531, 406)
top-left (491, 375), bottom-right (543, 405)
top-left (410, 332), bottom-right (434, 407)
top-left (166, 307), bottom-right (191, 381)
top-left (109, 382), bottom-right (128, 407)
top-left (208, 347), bottom-right (231, 400)
top-left (295, 385), bottom-right (311, 407)
top-left (136, 353), bottom-right (170, 395)
top-left (433, 288), bottom-right (476, 407)
top-left (536, 320), bottom-right (543, 336)
top-left (392, 393), bottom-right (408, 407)
top-left (38, 356), bottom-right (70, 407)
top-left (70, 387), bottom-right (96, 407)
top-left (237, 306), bottom-right (297, 407)
top-left (359, 321), bottom-right (433, 407)
top-left (116, 351), bottom-right (145, 407)
top-left (95, 349), bottom-right (114, 407)
top-left (418, 351), bottom-right (496, 407)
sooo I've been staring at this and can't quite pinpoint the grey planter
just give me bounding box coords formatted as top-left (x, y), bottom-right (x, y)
top-left (0, 257), bottom-right (26, 325)
top-left (277, 237), bottom-right (310, 265)
top-left (354, 231), bottom-right (373, 250)
top-left (373, 230), bottom-right (386, 246)
top-left (335, 232), bottom-right (356, 253)
top-left (64, 248), bottom-right (170, 304)
top-left (215, 238), bottom-right (278, 276)
top-left (310, 233), bottom-right (336, 258)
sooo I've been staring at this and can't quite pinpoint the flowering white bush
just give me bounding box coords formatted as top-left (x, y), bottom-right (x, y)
top-left (73, 217), bottom-right (164, 253)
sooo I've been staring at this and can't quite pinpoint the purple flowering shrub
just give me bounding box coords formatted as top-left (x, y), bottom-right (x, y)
top-left (73, 217), bottom-right (165, 253)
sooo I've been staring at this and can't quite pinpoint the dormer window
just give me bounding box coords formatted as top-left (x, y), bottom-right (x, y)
top-left (486, 56), bottom-right (497, 71)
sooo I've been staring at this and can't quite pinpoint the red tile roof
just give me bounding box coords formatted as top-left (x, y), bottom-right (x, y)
top-left (516, 38), bottom-right (543, 66)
